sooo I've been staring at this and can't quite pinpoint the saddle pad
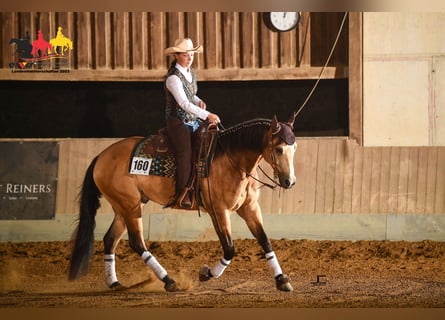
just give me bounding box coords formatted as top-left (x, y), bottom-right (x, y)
top-left (129, 129), bottom-right (214, 178)
top-left (130, 135), bottom-right (175, 177)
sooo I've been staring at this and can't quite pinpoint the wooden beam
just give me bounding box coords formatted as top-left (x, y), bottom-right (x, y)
top-left (348, 12), bottom-right (363, 145)
top-left (0, 66), bottom-right (346, 82)
top-left (298, 12), bottom-right (311, 67)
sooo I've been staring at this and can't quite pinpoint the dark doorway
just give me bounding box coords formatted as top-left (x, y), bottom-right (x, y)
top-left (0, 79), bottom-right (348, 138)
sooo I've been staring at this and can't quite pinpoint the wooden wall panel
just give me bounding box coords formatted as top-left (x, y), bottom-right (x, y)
top-left (150, 12), bottom-right (166, 70)
top-left (239, 12), bottom-right (256, 69)
top-left (298, 12), bottom-right (311, 67)
top-left (43, 138), bottom-right (445, 216)
top-left (397, 147), bottom-right (410, 213)
top-left (292, 139), bottom-right (308, 213)
top-left (416, 148), bottom-right (429, 213)
top-left (92, 12), bottom-right (107, 69)
top-left (406, 147), bottom-right (419, 213)
top-left (378, 148), bottom-right (391, 213)
top-left (1, 13), bottom-right (13, 68)
top-left (74, 12), bottom-right (92, 69)
top-left (113, 12), bottom-right (127, 69)
top-left (131, 12), bottom-right (146, 70)
top-left (369, 147), bottom-right (382, 213)
top-left (333, 140), bottom-right (346, 213)
top-left (360, 147), bottom-right (373, 214)
top-left (435, 148), bottom-right (445, 213)
top-left (259, 15), bottom-right (276, 68)
top-left (425, 148), bottom-right (439, 213)
top-left (203, 12), bottom-right (220, 69)
top-left (279, 28), bottom-right (297, 68)
top-left (185, 12), bottom-right (201, 69)
top-left (1, 12), bottom-right (349, 81)
top-left (256, 139), bottom-right (445, 215)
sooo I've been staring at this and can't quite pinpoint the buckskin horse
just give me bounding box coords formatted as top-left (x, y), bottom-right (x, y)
top-left (68, 114), bottom-right (297, 292)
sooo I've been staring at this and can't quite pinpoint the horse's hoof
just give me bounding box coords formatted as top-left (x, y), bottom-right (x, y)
top-left (109, 281), bottom-right (126, 290)
top-left (163, 275), bottom-right (178, 292)
top-left (199, 265), bottom-right (212, 282)
top-left (275, 274), bottom-right (294, 292)
top-left (164, 281), bottom-right (178, 292)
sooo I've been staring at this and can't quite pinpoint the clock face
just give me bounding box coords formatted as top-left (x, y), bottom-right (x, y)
top-left (269, 12), bottom-right (300, 32)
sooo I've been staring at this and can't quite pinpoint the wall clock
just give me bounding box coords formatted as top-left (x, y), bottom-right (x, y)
top-left (264, 12), bottom-right (301, 32)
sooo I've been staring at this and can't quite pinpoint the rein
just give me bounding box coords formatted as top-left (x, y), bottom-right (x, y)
top-left (216, 127), bottom-right (280, 190)
top-left (196, 128), bottom-right (226, 237)
top-left (225, 151), bottom-right (279, 190)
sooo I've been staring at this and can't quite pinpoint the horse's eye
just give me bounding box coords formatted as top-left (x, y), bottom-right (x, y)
top-left (275, 147), bottom-right (283, 155)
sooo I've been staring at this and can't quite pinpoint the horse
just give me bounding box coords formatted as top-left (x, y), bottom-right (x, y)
top-left (9, 32), bottom-right (33, 59)
top-left (50, 27), bottom-right (73, 54)
top-left (68, 114), bottom-right (297, 292)
top-left (31, 30), bottom-right (53, 57)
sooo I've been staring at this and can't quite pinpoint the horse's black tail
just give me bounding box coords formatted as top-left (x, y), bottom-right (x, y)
top-left (68, 156), bottom-right (101, 281)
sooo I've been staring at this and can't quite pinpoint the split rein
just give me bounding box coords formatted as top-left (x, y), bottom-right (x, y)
top-left (226, 151), bottom-right (279, 190)
top-left (215, 123), bottom-right (280, 190)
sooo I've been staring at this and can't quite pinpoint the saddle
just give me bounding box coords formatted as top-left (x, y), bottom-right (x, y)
top-left (130, 121), bottom-right (219, 209)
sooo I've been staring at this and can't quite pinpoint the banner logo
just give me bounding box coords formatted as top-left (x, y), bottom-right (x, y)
top-left (9, 26), bottom-right (73, 72)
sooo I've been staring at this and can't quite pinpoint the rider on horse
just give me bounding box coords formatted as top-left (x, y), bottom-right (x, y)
top-left (164, 38), bottom-right (221, 208)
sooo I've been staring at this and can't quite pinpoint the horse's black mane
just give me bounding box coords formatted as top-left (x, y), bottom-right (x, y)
top-left (215, 118), bottom-right (271, 157)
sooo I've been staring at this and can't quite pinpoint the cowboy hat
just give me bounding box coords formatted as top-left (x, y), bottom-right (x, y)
top-left (164, 38), bottom-right (203, 55)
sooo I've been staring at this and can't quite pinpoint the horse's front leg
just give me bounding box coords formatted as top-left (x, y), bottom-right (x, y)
top-left (199, 209), bottom-right (234, 282)
top-left (237, 200), bottom-right (293, 292)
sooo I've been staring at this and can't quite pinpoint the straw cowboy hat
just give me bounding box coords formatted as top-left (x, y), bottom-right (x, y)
top-left (164, 38), bottom-right (203, 55)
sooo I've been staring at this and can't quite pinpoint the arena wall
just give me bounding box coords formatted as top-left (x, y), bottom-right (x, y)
top-left (1, 138), bottom-right (444, 242)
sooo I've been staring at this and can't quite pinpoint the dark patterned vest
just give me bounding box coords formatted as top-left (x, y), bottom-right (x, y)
top-left (165, 67), bottom-right (198, 122)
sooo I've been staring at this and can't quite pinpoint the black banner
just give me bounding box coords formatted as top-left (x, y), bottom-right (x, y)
top-left (0, 141), bottom-right (59, 220)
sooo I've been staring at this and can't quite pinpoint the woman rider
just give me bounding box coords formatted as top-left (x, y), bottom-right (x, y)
top-left (164, 38), bottom-right (221, 208)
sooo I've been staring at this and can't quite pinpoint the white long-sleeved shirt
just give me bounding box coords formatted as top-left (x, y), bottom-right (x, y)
top-left (165, 63), bottom-right (210, 121)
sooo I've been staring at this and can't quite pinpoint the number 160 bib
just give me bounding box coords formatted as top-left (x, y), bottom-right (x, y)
top-left (130, 157), bottom-right (152, 175)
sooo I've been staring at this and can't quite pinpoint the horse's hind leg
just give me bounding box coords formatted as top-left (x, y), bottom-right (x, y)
top-left (123, 214), bottom-right (177, 292)
top-left (103, 213), bottom-right (127, 289)
top-left (102, 204), bottom-right (176, 291)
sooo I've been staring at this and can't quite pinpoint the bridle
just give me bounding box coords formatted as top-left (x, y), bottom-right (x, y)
top-left (221, 121), bottom-right (295, 190)
top-left (226, 147), bottom-right (280, 190)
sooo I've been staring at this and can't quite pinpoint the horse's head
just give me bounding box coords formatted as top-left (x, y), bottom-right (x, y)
top-left (265, 113), bottom-right (297, 189)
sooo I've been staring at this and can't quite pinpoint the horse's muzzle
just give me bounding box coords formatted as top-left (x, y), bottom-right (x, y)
top-left (280, 177), bottom-right (295, 189)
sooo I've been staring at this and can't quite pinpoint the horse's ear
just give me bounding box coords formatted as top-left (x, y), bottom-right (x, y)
top-left (287, 112), bottom-right (296, 129)
top-left (271, 115), bottom-right (280, 134)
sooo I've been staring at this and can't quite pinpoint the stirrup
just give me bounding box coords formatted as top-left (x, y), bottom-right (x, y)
top-left (177, 189), bottom-right (193, 208)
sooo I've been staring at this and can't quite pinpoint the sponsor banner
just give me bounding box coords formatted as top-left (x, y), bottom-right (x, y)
top-left (0, 142), bottom-right (59, 220)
